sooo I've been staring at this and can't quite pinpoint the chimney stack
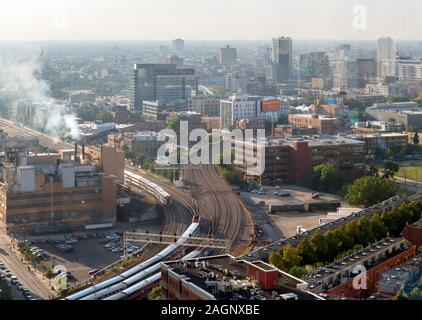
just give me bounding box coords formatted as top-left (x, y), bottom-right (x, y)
top-left (74, 143), bottom-right (78, 163)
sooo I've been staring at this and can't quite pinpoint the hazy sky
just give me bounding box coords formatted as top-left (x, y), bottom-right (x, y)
top-left (0, 0), bottom-right (421, 41)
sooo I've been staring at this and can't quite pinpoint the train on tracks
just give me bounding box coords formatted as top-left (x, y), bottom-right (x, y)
top-left (124, 169), bottom-right (172, 207)
top-left (65, 219), bottom-right (200, 300)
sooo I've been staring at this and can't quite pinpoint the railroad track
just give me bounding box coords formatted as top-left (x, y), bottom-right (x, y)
top-left (182, 164), bottom-right (253, 255)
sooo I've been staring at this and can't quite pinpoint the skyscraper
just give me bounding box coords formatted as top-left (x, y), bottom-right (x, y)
top-left (271, 37), bottom-right (293, 83)
top-left (333, 44), bottom-right (356, 91)
top-left (377, 37), bottom-right (396, 78)
top-left (299, 51), bottom-right (331, 82)
top-left (172, 38), bottom-right (185, 53)
top-left (219, 45), bottom-right (238, 66)
top-left (129, 64), bottom-right (198, 112)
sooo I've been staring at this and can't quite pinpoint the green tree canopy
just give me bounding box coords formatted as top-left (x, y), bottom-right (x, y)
top-left (346, 176), bottom-right (398, 207)
top-left (312, 163), bottom-right (344, 193)
top-left (383, 161), bottom-right (399, 180)
top-left (148, 287), bottom-right (161, 300)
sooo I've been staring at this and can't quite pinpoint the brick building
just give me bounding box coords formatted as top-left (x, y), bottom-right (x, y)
top-left (288, 114), bottom-right (339, 135)
top-left (346, 133), bottom-right (408, 152)
top-left (161, 254), bottom-right (321, 300)
top-left (0, 149), bottom-right (116, 235)
top-left (304, 238), bottom-right (417, 299)
top-left (235, 135), bottom-right (365, 186)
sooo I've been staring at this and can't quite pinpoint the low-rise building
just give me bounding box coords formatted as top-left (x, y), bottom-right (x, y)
top-left (345, 133), bottom-right (408, 152)
top-left (303, 238), bottom-right (417, 299)
top-left (366, 102), bottom-right (422, 129)
top-left (288, 114), bottom-right (340, 135)
top-left (220, 95), bottom-right (263, 130)
top-left (161, 254), bottom-right (321, 300)
top-left (188, 95), bottom-right (223, 117)
top-left (353, 121), bottom-right (403, 134)
top-left (235, 135), bottom-right (365, 186)
top-left (376, 253), bottom-right (422, 296)
top-left (274, 125), bottom-right (315, 137)
top-left (119, 132), bottom-right (165, 158)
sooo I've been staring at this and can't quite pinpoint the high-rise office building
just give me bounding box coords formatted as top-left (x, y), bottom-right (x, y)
top-left (333, 44), bottom-right (356, 90)
top-left (356, 58), bottom-right (377, 88)
top-left (172, 38), bottom-right (184, 53)
top-left (219, 45), bottom-right (238, 66)
top-left (129, 64), bottom-right (198, 112)
top-left (271, 37), bottom-right (293, 83)
top-left (299, 51), bottom-right (331, 82)
top-left (377, 37), bottom-right (396, 78)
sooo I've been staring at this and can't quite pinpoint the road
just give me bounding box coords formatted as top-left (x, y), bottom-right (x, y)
top-left (0, 234), bottom-right (52, 299)
top-left (0, 118), bottom-right (73, 151)
top-left (395, 176), bottom-right (422, 193)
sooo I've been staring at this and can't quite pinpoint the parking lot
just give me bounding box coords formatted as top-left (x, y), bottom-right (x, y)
top-left (240, 185), bottom-right (349, 242)
top-left (30, 224), bottom-right (162, 283)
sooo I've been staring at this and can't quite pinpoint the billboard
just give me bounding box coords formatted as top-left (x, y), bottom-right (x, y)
top-left (261, 99), bottom-right (281, 113)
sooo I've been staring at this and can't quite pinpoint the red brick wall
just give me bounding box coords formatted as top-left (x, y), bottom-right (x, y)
top-left (328, 246), bottom-right (417, 299)
top-left (403, 225), bottom-right (422, 246)
top-left (247, 265), bottom-right (279, 290)
top-left (288, 141), bottom-right (313, 186)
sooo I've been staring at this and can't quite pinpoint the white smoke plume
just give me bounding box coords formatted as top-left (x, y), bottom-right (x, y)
top-left (0, 49), bottom-right (80, 139)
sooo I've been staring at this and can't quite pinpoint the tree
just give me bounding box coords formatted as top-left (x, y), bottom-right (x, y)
top-left (387, 117), bottom-right (396, 123)
top-left (394, 291), bottom-right (409, 300)
top-left (269, 251), bottom-right (284, 270)
top-left (281, 245), bottom-right (302, 271)
top-left (309, 232), bottom-right (329, 264)
top-left (148, 287), bottom-right (161, 300)
top-left (414, 132), bottom-right (420, 145)
top-left (312, 163), bottom-right (344, 193)
top-left (167, 116), bottom-right (181, 137)
top-left (370, 214), bottom-right (388, 241)
top-left (345, 176), bottom-right (398, 207)
top-left (366, 165), bottom-right (379, 177)
top-left (383, 161), bottom-right (399, 180)
top-left (296, 238), bottom-right (315, 265)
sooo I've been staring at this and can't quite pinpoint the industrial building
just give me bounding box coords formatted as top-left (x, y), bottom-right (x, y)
top-left (0, 146), bottom-right (117, 235)
top-left (366, 102), bottom-right (422, 130)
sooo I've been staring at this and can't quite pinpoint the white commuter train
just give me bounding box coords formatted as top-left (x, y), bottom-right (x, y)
top-left (65, 220), bottom-right (200, 300)
top-left (124, 170), bottom-right (172, 207)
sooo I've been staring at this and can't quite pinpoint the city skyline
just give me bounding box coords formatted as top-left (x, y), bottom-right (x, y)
top-left (1, 0), bottom-right (422, 41)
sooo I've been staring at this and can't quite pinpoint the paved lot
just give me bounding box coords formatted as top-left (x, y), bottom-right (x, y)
top-left (241, 185), bottom-right (348, 242)
top-left (37, 239), bottom-right (122, 283)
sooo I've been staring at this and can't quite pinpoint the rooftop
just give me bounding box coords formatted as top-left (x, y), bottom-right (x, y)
top-left (303, 238), bottom-right (409, 292)
top-left (238, 134), bottom-right (365, 148)
top-left (164, 255), bottom-right (320, 301)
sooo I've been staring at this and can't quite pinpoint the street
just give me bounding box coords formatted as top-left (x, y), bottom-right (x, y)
top-left (0, 234), bottom-right (53, 300)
